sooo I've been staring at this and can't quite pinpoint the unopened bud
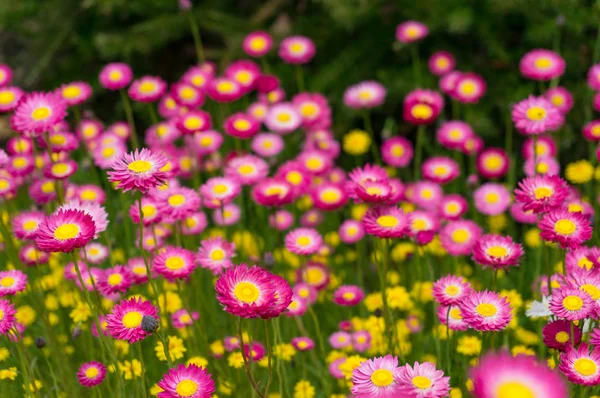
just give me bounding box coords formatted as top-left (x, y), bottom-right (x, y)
top-left (141, 315), bottom-right (159, 333)
top-left (35, 337), bottom-right (46, 349)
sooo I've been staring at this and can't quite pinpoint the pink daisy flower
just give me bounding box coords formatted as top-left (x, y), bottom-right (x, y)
top-left (206, 77), bottom-right (242, 102)
top-left (214, 264), bottom-right (276, 319)
top-left (19, 243), bottom-right (49, 266)
top-left (438, 194), bottom-right (468, 221)
top-left (311, 183), bottom-right (348, 211)
top-left (297, 262), bottom-right (330, 291)
top-left (583, 120), bottom-right (600, 141)
top-left (474, 182), bottom-right (511, 216)
top-left (285, 228), bottom-right (323, 255)
top-left (170, 81), bottom-right (204, 108)
top-left (395, 21), bottom-right (428, 43)
top-left (77, 361), bottom-right (107, 387)
top-left (58, 81), bottom-right (92, 106)
top-left (520, 49), bottom-right (566, 81)
top-left (224, 155), bottom-right (268, 185)
top-left (181, 212), bottom-right (207, 235)
top-left (436, 121), bottom-right (473, 150)
top-left (439, 70), bottom-right (461, 94)
top-left (157, 187), bottom-right (201, 221)
top-left (332, 285), bottom-right (364, 306)
top-left (343, 81), bottom-right (386, 109)
top-left (223, 112), bottom-right (260, 139)
top-left (0, 299), bottom-right (16, 335)
top-left (0, 64), bottom-right (12, 87)
top-left (514, 174), bottom-right (568, 213)
top-left (243, 31), bottom-right (273, 57)
top-left (293, 92), bottom-right (331, 130)
top-left (452, 72), bottom-right (486, 103)
top-left (470, 351), bottom-right (567, 398)
top-left (403, 89), bottom-right (444, 125)
top-left (559, 343), bottom-right (600, 386)
top-left (278, 36), bottom-right (316, 64)
top-left (381, 136), bottom-right (413, 167)
top-left (128, 76), bottom-right (167, 102)
top-left (409, 181), bottom-right (443, 210)
top-left (588, 63), bottom-right (600, 90)
top-left (550, 288), bottom-right (594, 320)
top-left (105, 297), bottom-right (158, 343)
top-left (129, 196), bottom-right (161, 226)
top-left (43, 159), bottom-right (78, 180)
top-left (260, 274), bottom-right (293, 319)
top-left (428, 51), bottom-right (455, 76)
top-left (251, 178), bottom-right (294, 207)
top-left (172, 309), bottom-right (199, 329)
top-left (472, 234), bottom-right (524, 269)
top-left (539, 209), bottom-right (592, 249)
top-left (339, 219), bottom-right (365, 244)
top-left (81, 243), bottom-right (109, 264)
top-left (421, 156), bottom-right (460, 184)
top-left (199, 177), bottom-right (241, 209)
top-left (521, 135), bottom-right (557, 159)
top-left (11, 92), bottom-right (67, 136)
top-left (0, 270), bottom-right (27, 297)
top-left (292, 337), bottom-right (315, 352)
top-left (363, 206), bottom-right (410, 239)
top-left (432, 275), bottom-right (472, 306)
top-left (0, 86), bottom-right (24, 112)
top-left (196, 237), bottom-right (236, 275)
top-left (437, 305), bottom-right (469, 331)
top-left (157, 364), bottom-right (215, 398)
top-left (395, 361), bottom-right (450, 398)
top-left (524, 155), bottom-right (560, 177)
top-left (265, 103), bottom-right (302, 134)
top-left (175, 110), bottom-right (212, 135)
top-left (512, 95), bottom-right (564, 135)
top-left (35, 209), bottom-right (95, 253)
top-left (108, 148), bottom-right (168, 192)
top-left (153, 246), bottom-right (196, 281)
top-left (329, 331), bottom-right (352, 349)
top-left (225, 60), bottom-right (261, 92)
top-left (99, 63), bottom-right (133, 90)
top-left (96, 266), bottom-right (133, 296)
top-left (213, 204), bottom-right (241, 227)
top-left (11, 211), bottom-right (45, 240)
top-left (460, 290), bottom-right (512, 332)
top-left (191, 130), bottom-right (223, 156)
top-left (543, 319), bottom-right (582, 351)
top-left (59, 199), bottom-right (108, 237)
top-left (545, 86), bottom-right (573, 114)
top-left (476, 147), bottom-right (509, 179)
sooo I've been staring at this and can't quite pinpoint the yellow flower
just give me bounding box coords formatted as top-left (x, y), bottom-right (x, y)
top-left (155, 336), bottom-right (186, 362)
top-left (524, 228), bottom-right (541, 248)
top-left (114, 340), bottom-right (130, 357)
top-left (24, 380), bottom-right (43, 392)
top-left (364, 292), bottom-right (383, 312)
top-left (16, 305), bottom-right (36, 326)
top-left (391, 242), bottom-right (415, 262)
top-left (293, 379), bottom-right (316, 398)
top-left (499, 289), bottom-right (523, 309)
top-left (339, 356), bottom-right (366, 380)
top-left (487, 214), bottom-right (507, 232)
top-left (326, 350), bottom-right (345, 364)
top-left (158, 291), bottom-right (182, 314)
top-left (324, 231), bottom-right (340, 247)
top-left (566, 160), bottom-right (594, 184)
top-left (227, 352), bottom-right (244, 368)
top-left (411, 281), bottom-right (433, 302)
top-left (187, 356), bottom-right (208, 368)
top-left (0, 367), bottom-right (17, 380)
top-left (351, 204), bottom-right (369, 221)
top-left (385, 286), bottom-right (413, 310)
top-left (119, 360), bottom-right (142, 380)
top-left (0, 348), bottom-right (9, 362)
top-left (218, 380), bottom-right (233, 395)
top-left (515, 328), bottom-right (539, 346)
top-left (343, 130), bottom-right (371, 156)
top-left (44, 294), bottom-right (59, 311)
top-left (456, 336), bottom-right (481, 356)
top-left (511, 345), bottom-right (535, 356)
top-left (450, 387), bottom-right (463, 398)
top-left (69, 301), bottom-right (92, 323)
top-left (274, 344), bottom-right (296, 361)
top-left (150, 384), bottom-right (164, 396)
top-left (210, 340), bottom-right (225, 357)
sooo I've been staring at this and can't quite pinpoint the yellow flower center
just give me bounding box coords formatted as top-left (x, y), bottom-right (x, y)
top-left (0, 90), bottom-right (15, 104)
top-left (139, 81), bottom-right (156, 94)
top-left (213, 184), bottom-right (228, 195)
top-left (446, 203), bottom-right (459, 214)
top-left (286, 171), bottom-right (302, 185)
top-left (210, 249), bottom-right (225, 261)
top-left (320, 190), bottom-right (339, 204)
top-left (534, 187), bottom-right (552, 199)
top-left (376, 215), bottom-right (399, 228)
top-left (296, 236), bottom-right (311, 246)
top-left (450, 308), bottom-right (462, 320)
top-left (191, 75), bottom-right (205, 87)
top-left (276, 113), bottom-right (292, 123)
top-left (574, 358), bottom-right (597, 376)
top-left (176, 380), bottom-right (199, 397)
top-left (235, 71), bottom-right (252, 84)
top-left (168, 194), bottom-right (186, 207)
top-left (180, 87), bottom-right (195, 100)
top-left (300, 103), bottom-right (318, 117)
top-left (391, 144), bottom-right (404, 157)
top-left (555, 331), bottom-right (570, 343)
top-left (536, 161), bottom-right (549, 174)
top-left (568, 203), bottom-right (584, 213)
top-left (411, 104), bottom-right (433, 119)
top-left (41, 181), bottom-right (55, 193)
top-left (84, 367), bottom-right (99, 379)
top-left (562, 295), bottom-right (583, 311)
top-left (290, 43), bottom-right (304, 53)
top-left (233, 282), bottom-right (260, 303)
top-left (486, 246), bottom-right (508, 258)
top-left (63, 86), bottom-right (81, 99)
top-left (265, 186), bottom-right (283, 196)
top-left (128, 160), bottom-right (152, 173)
top-left (445, 285), bottom-right (459, 296)
top-left (234, 119), bottom-right (251, 131)
top-left (366, 186), bottom-right (383, 196)
top-left (552, 94), bottom-right (564, 106)
top-left (421, 189), bottom-right (433, 199)
top-left (184, 116), bottom-right (203, 130)
top-left (31, 107), bottom-right (51, 121)
top-left (342, 292), bottom-right (355, 300)
top-left (406, 26), bottom-right (419, 38)
top-left (50, 134), bottom-right (66, 146)
top-left (23, 220), bottom-right (38, 231)
top-left (578, 257), bottom-right (593, 270)
top-left (370, 369), bottom-right (394, 387)
top-left (165, 256), bottom-right (185, 270)
top-left (109, 70), bottom-right (122, 81)
top-left (305, 268), bottom-right (323, 285)
top-left (411, 375), bottom-right (432, 389)
top-left (451, 229), bottom-right (469, 243)
top-left (460, 81), bottom-right (476, 95)
top-left (485, 192), bottom-right (499, 204)
top-left (0, 277), bottom-right (14, 287)
top-left (412, 219), bottom-right (427, 231)
top-left (217, 81), bottom-right (234, 93)
top-left (0, 179), bottom-right (8, 190)
top-left (475, 303), bottom-right (497, 317)
top-left (238, 164), bottom-right (254, 175)
top-left (526, 106), bottom-right (547, 121)
top-left (554, 219), bottom-right (576, 235)
top-left (250, 37), bottom-right (266, 51)
top-left (107, 273), bottom-right (122, 286)
top-left (484, 154), bottom-right (502, 170)
top-left (497, 382), bottom-right (535, 398)
top-left (122, 311), bottom-right (143, 328)
top-left (433, 166), bottom-right (448, 176)
top-left (89, 248), bottom-right (99, 256)
top-left (305, 158), bottom-right (322, 170)
top-left (534, 57), bottom-right (552, 69)
top-left (142, 205), bottom-right (156, 218)
top-left (0, 310), bottom-right (3, 321)
top-left (51, 163), bottom-right (69, 176)
top-left (581, 284), bottom-right (600, 300)
top-left (53, 223), bottom-right (80, 240)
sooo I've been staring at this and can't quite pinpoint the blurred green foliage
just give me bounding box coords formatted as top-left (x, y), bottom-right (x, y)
top-left (1, 0), bottom-right (600, 158)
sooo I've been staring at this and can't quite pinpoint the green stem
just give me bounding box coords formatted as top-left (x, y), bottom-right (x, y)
top-left (187, 12), bottom-right (205, 64)
top-left (120, 89), bottom-right (139, 149)
top-left (237, 318), bottom-right (265, 398)
top-left (414, 125), bottom-right (425, 180)
top-left (264, 320), bottom-right (272, 397)
top-left (363, 111), bottom-right (381, 164)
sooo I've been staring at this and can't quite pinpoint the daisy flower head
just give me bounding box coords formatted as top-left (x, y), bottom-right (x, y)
top-left (297, 262), bottom-right (330, 291)
top-left (520, 49), bottom-right (566, 81)
top-left (559, 343), bottom-right (600, 386)
top-left (514, 174), bottom-right (568, 213)
top-left (460, 290), bottom-right (512, 332)
top-left (77, 119), bottom-right (103, 141)
top-left (59, 199), bottom-right (108, 237)
top-left (128, 76), bottom-right (167, 103)
top-left (545, 86), bottom-right (573, 114)
top-left (436, 120), bottom-right (473, 150)
top-left (279, 36), bottom-right (316, 64)
top-left (170, 81), bottom-right (204, 108)
top-left (196, 237), bottom-right (236, 275)
top-left (421, 156), bottom-right (460, 184)
top-left (440, 219), bottom-right (483, 256)
top-left (332, 285), bottom-right (364, 306)
top-left (157, 363), bottom-right (215, 398)
top-left (343, 81), bottom-right (386, 109)
top-left (158, 186), bottom-right (201, 221)
top-left (0, 270), bottom-right (27, 297)
top-left (451, 72), bottom-right (486, 103)
top-left (247, 101), bottom-right (268, 122)
top-left (225, 60), bottom-right (261, 92)
top-left (35, 209), bottom-right (95, 253)
top-left (223, 112), bottom-right (260, 139)
top-left (0, 86), bottom-right (24, 112)
top-left (260, 274), bottom-right (293, 319)
top-left (476, 147), bottom-right (509, 179)
top-left (588, 63), bottom-right (600, 90)
top-left (437, 305), bottom-right (469, 331)
top-left (285, 228), bottom-right (323, 256)
top-left (472, 234), bottom-right (524, 269)
top-left (77, 361), bottom-right (107, 388)
top-left (99, 63), bottom-right (133, 90)
top-left (438, 194), bottom-right (468, 221)
top-left (172, 309), bottom-right (199, 329)
top-left (293, 92), bottom-right (331, 130)
top-left (524, 155), bottom-right (560, 177)
top-left (512, 95), bottom-right (564, 135)
top-left (11, 92), bottom-right (67, 136)
top-left (395, 21), bottom-right (428, 43)
top-left (269, 210), bottom-right (294, 231)
top-left (215, 264), bottom-right (276, 319)
top-left (207, 77), bottom-right (243, 103)
top-left (199, 177), bottom-right (241, 209)
top-left (191, 130), bottom-right (223, 156)
top-left (213, 203), bottom-right (241, 226)
top-left (521, 135), bottom-right (557, 159)
top-left (0, 64), bottom-right (12, 87)
top-left (108, 148), bottom-right (168, 193)
top-left (81, 242), bottom-right (109, 264)
top-left (549, 288), bottom-right (593, 321)
top-left (470, 351), bottom-right (567, 398)
top-left (19, 243), bottom-right (50, 266)
top-left (339, 219), bottom-right (365, 244)
top-left (175, 110), bottom-right (212, 135)
top-left (583, 120), bottom-right (600, 141)
top-left (439, 70), bottom-right (461, 94)
top-left (473, 182), bottom-right (511, 216)
top-left (181, 212), bottom-right (207, 236)
top-left (11, 211), bottom-right (45, 240)
top-left (129, 196), bottom-right (161, 226)
top-left (292, 337), bottom-right (315, 352)
top-left (44, 159), bottom-right (78, 180)
top-left (403, 89), bottom-right (444, 125)
top-left (409, 181), bottom-right (443, 210)
top-left (105, 297), bottom-right (158, 343)
top-left (251, 133), bottom-right (284, 158)
top-left (432, 275), bottom-right (472, 306)
top-left (153, 246), bottom-right (196, 281)
top-left (224, 155), bottom-right (268, 185)
top-left (362, 206), bottom-right (410, 239)
top-left (0, 299), bottom-right (16, 335)
top-left (243, 31), bottom-right (273, 57)
top-left (146, 121), bottom-right (180, 147)
top-left (329, 331), bottom-right (352, 349)
top-left (251, 178), bottom-right (294, 207)
top-left (381, 136), bottom-right (413, 167)
top-left (311, 183), bottom-right (348, 211)
top-left (428, 51), bottom-right (455, 76)
top-left (395, 361), bottom-right (450, 398)
top-left (265, 102), bottom-right (302, 135)
top-left (543, 319), bottom-right (582, 351)
top-left (46, 131), bottom-right (78, 153)
top-left (539, 208), bottom-right (592, 249)
top-left (58, 81), bottom-right (92, 106)
top-left (182, 65), bottom-right (214, 90)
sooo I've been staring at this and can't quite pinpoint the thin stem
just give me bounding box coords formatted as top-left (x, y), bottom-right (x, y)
top-left (363, 110), bottom-right (381, 164)
top-left (237, 318), bottom-right (265, 398)
top-left (187, 12), bottom-right (205, 64)
top-left (263, 320), bottom-right (273, 397)
top-left (120, 89), bottom-right (139, 149)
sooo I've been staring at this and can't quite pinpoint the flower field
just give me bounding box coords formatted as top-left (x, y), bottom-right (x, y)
top-left (3, 3), bottom-right (600, 398)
